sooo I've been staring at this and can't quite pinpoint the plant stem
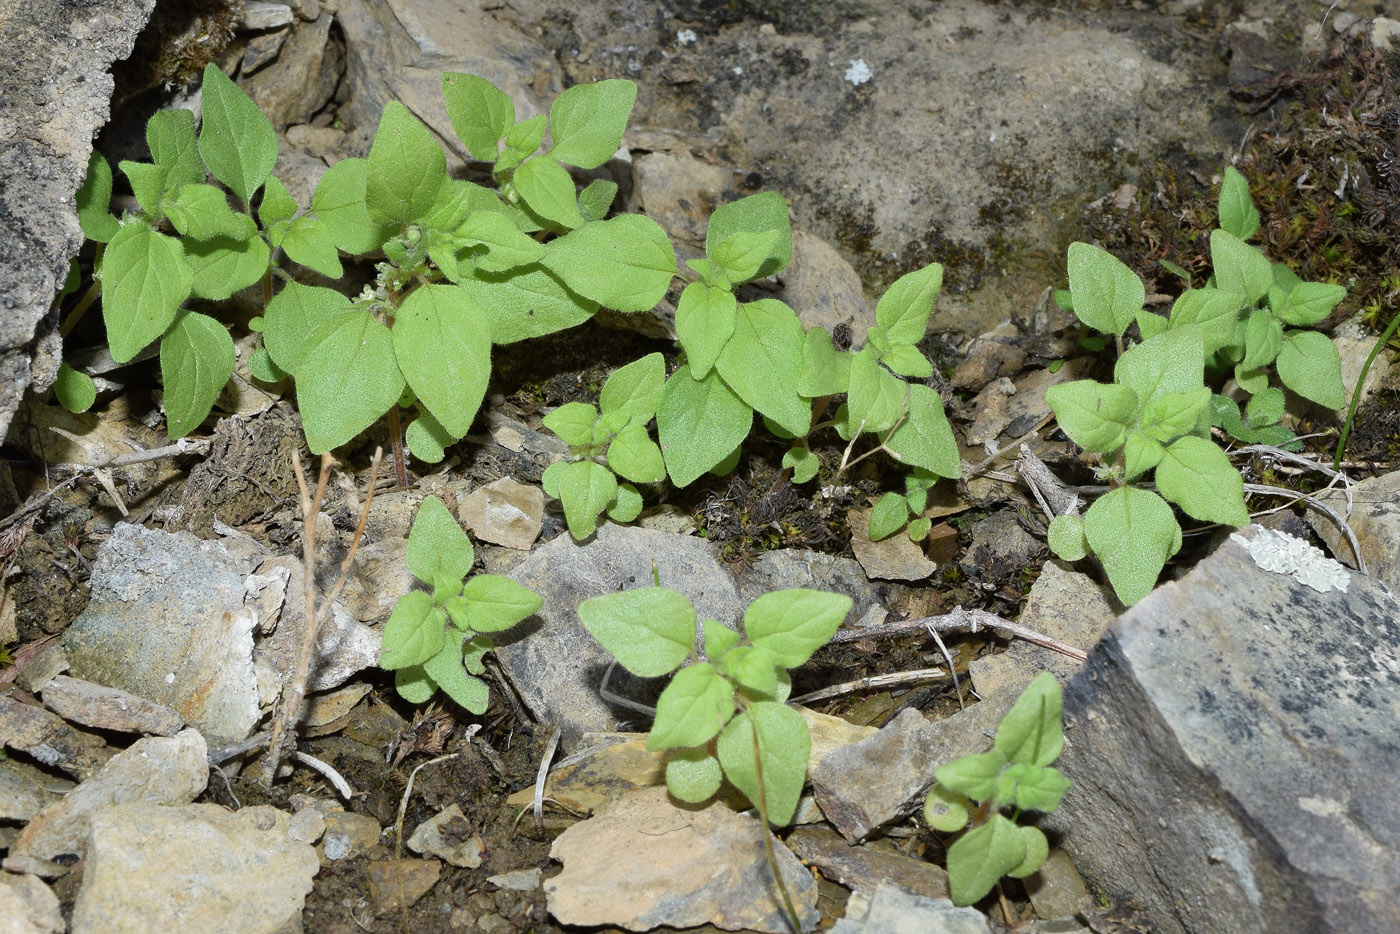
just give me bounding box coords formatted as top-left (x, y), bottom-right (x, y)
top-left (748, 711), bottom-right (804, 933)
top-left (59, 280), bottom-right (101, 338)
top-left (387, 403), bottom-right (408, 488)
top-left (1334, 305), bottom-right (1400, 469)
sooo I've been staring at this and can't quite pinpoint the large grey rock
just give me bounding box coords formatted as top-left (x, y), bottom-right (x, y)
top-left (501, 525), bottom-right (742, 749)
top-left (71, 803), bottom-right (319, 934)
top-left (736, 549), bottom-right (885, 631)
top-left (1049, 525), bottom-right (1400, 934)
top-left (0, 0), bottom-right (155, 442)
top-left (62, 524), bottom-right (261, 746)
top-left (829, 884), bottom-right (989, 934)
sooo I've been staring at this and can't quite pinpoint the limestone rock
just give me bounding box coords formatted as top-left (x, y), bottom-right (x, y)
top-left (786, 824), bottom-right (949, 899)
top-left (458, 476), bottom-right (544, 550)
top-left (407, 803), bottom-right (483, 868)
top-left (1309, 469), bottom-right (1400, 591)
top-left (366, 859), bottom-right (441, 915)
top-left (40, 675), bottom-right (184, 736)
top-left (0, 694), bottom-right (114, 781)
top-left (848, 507), bottom-right (937, 581)
top-left (830, 884), bottom-right (990, 934)
top-left (0, 871), bottom-right (63, 934)
top-left (779, 229), bottom-right (871, 336)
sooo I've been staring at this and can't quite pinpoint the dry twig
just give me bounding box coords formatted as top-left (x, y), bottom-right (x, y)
top-left (829, 605), bottom-right (1088, 662)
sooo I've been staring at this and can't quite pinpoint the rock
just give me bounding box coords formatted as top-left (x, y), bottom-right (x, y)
top-left (319, 810), bottom-right (383, 863)
top-left (1024, 849), bottom-right (1091, 921)
top-left (366, 858), bottom-right (441, 915)
top-left (736, 549), bottom-right (886, 635)
top-left (458, 477), bottom-right (544, 550)
top-left (998, 358), bottom-right (1093, 439)
top-left (0, 871), bottom-right (63, 934)
top-left (1309, 469), bottom-right (1400, 590)
top-left (407, 803), bottom-right (483, 868)
top-left (239, 13), bottom-right (341, 132)
top-left (12, 643), bottom-right (68, 694)
top-left (9, 729), bottom-right (207, 865)
top-left (951, 322), bottom-right (1026, 390)
top-left (254, 555), bottom-right (381, 693)
top-left (964, 377), bottom-right (1016, 446)
top-left (1332, 316), bottom-right (1392, 411)
top-left (242, 2), bottom-right (294, 30)
top-left (500, 524), bottom-right (743, 749)
top-left (0, 694), bottom-right (114, 781)
top-left (340, 538), bottom-right (414, 624)
top-left (299, 682), bottom-right (372, 732)
top-left (633, 151), bottom-right (731, 249)
top-left (830, 884), bottom-right (990, 934)
top-left (488, 868), bottom-right (542, 891)
top-left (0, 0), bottom-right (154, 440)
top-left (40, 675), bottom-right (184, 736)
top-left (779, 229), bottom-right (872, 336)
top-left (71, 803), bottom-right (319, 934)
top-left (0, 759), bottom-right (70, 822)
top-left (545, 786), bottom-right (818, 933)
top-left (848, 507), bottom-right (937, 581)
top-left (964, 509), bottom-right (1040, 565)
top-left (62, 524), bottom-right (261, 746)
top-left (1048, 525), bottom-right (1400, 934)
top-left (786, 824), bottom-right (949, 899)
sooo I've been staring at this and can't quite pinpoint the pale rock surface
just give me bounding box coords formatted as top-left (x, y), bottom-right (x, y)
top-left (71, 803), bottom-right (319, 934)
top-left (0, 695), bottom-right (113, 781)
top-left (0, 872), bottom-right (63, 934)
top-left (407, 803), bottom-right (483, 868)
top-left (40, 675), bottom-right (184, 736)
top-left (779, 229), bottom-right (872, 336)
top-left (786, 824), bottom-right (949, 900)
top-left (848, 507), bottom-right (937, 581)
top-left (254, 555), bottom-right (381, 692)
top-left (829, 884), bottom-right (990, 934)
top-left (366, 858), bottom-right (441, 915)
top-left (458, 476), bottom-right (544, 550)
top-left (1309, 469), bottom-right (1400, 591)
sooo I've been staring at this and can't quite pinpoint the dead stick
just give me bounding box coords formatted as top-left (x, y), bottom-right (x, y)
top-left (829, 605), bottom-right (1088, 663)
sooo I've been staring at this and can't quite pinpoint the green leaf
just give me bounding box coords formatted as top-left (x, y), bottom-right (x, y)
top-left (1008, 765), bottom-right (1072, 813)
top-left (665, 748), bottom-right (723, 803)
top-left (607, 482), bottom-right (644, 522)
top-left (1006, 825), bottom-right (1051, 879)
top-left (100, 223), bottom-right (192, 363)
top-left (462, 634), bottom-right (492, 675)
top-left (146, 108), bottom-right (204, 189)
top-left (262, 282), bottom-right (353, 374)
top-left (1246, 386), bottom-right (1285, 426)
top-left (1217, 166), bottom-right (1260, 240)
top-left (706, 192), bottom-right (791, 279)
top-left (366, 102), bottom-right (449, 224)
top-left (456, 210), bottom-right (545, 272)
top-left (422, 632), bottom-right (490, 714)
top-left (1275, 281), bottom-right (1345, 326)
top-left (160, 311), bottom-right (234, 438)
top-left (935, 751), bottom-right (1007, 801)
top-left (887, 383), bottom-right (961, 477)
top-left (393, 285), bottom-right (492, 438)
top-left (994, 672), bottom-right (1065, 767)
top-left (1169, 288), bottom-right (1243, 355)
top-left (1122, 431), bottom-right (1165, 480)
top-left (197, 64), bottom-right (278, 203)
top-left (782, 446), bottom-right (819, 484)
top-left (76, 152), bottom-right (120, 243)
top-left (715, 299), bottom-right (810, 436)
top-left (1234, 362), bottom-right (1270, 396)
top-left (608, 425), bottom-right (666, 484)
top-left (745, 589), bottom-right (852, 667)
top-left (166, 183), bottom-right (252, 243)
top-left (1113, 326), bottom-right (1205, 412)
top-left (717, 702), bottom-right (809, 825)
top-left (1140, 386), bottom-right (1210, 443)
top-left (406, 412), bottom-right (452, 463)
top-left (406, 495), bottom-right (474, 586)
top-left (277, 215), bottom-right (343, 278)
top-left (880, 343), bottom-right (933, 379)
top-left (545, 459), bottom-right (618, 539)
top-left (876, 262), bottom-right (942, 346)
top-left (1046, 513), bottom-right (1089, 561)
top-left (1276, 329), bottom-right (1345, 409)
top-left (1044, 380), bottom-right (1138, 454)
top-left (442, 72), bottom-right (515, 161)
top-left (498, 115), bottom-right (546, 171)
top-left (1066, 241), bottom-right (1143, 337)
top-left (656, 364), bottom-right (753, 487)
top-left (710, 229), bottom-right (781, 284)
top-left (703, 620), bottom-right (741, 662)
top-left (380, 591), bottom-right (446, 669)
top-left (395, 665), bottom-right (437, 703)
top-left (947, 814), bottom-right (1028, 906)
top-left (578, 179), bottom-right (618, 222)
top-left (722, 644), bottom-right (779, 696)
top-left (846, 346), bottom-right (906, 436)
top-left (1156, 436), bottom-right (1249, 526)
top-left (258, 175), bottom-right (299, 226)
top-left (798, 327), bottom-right (851, 398)
top-left (600, 352), bottom-right (665, 427)
top-left (311, 158), bottom-right (396, 254)
top-left (1241, 307), bottom-right (1283, 371)
top-left (541, 215), bottom-right (676, 312)
top-left (547, 78), bottom-right (636, 169)
top-left (923, 784), bottom-right (972, 832)
top-left (1210, 229), bottom-right (1272, 304)
top-left (577, 586), bottom-right (696, 677)
top-left (1083, 486), bottom-right (1180, 605)
top-left (674, 282), bottom-right (737, 379)
top-left (296, 311), bottom-right (405, 453)
top-left (869, 492), bottom-right (910, 541)
top-left (648, 662), bottom-right (736, 750)
top-left (54, 363), bottom-right (97, 414)
top-left (455, 575), bottom-right (542, 632)
top-left (185, 234), bottom-right (269, 301)
top-left (120, 160), bottom-right (170, 217)
top-left (1137, 310), bottom-right (1168, 340)
top-left (543, 402), bottom-right (600, 449)
top-left (513, 156), bottom-right (583, 229)
top-left (459, 264), bottom-right (597, 344)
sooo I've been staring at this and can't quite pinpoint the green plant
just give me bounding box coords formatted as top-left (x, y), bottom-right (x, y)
top-left (922, 672), bottom-right (1072, 906)
top-left (378, 496), bottom-right (541, 711)
top-left (71, 65), bottom-right (669, 473)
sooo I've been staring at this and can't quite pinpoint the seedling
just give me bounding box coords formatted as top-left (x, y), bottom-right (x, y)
top-left (923, 672), bottom-right (1072, 906)
top-left (378, 496), bottom-right (541, 712)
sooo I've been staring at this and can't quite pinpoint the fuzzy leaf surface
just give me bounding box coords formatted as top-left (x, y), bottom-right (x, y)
top-left (994, 672), bottom-right (1065, 767)
top-left (1044, 380), bottom-right (1138, 454)
top-left (548, 78), bottom-right (636, 169)
top-left (262, 282), bottom-right (354, 374)
top-left (296, 312), bottom-right (404, 453)
top-left (541, 215), bottom-right (675, 312)
top-left (442, 72), bottom-right (514, 161)
top-left (1277, 329), bottom-right (1345, 409)
top-left (947, 814), bottom-right (1027, 906)
top-left (406, 495), bottom-right (474, 586)
top-left (648, 662), bottom-right (735, 750)
top-left (311, 158), bottom-right (396, 255)
top-left (1156, 436), bottom-right (1250, 526)
top-left (1084, 486), bottom-right (1180, 606)
top-left (715, 299), bottom-right (810, 437)
top-left (197, 64), bottom-right (277, 202)
top-left (1066, 241), bottom-right (1142, 336)
top-left (744, 589), bottom-right (852, 667)
top-left (705, 192), bottom-right (791, 279)
top-left (160, 311), bottom-right (234, 438)
top-left (656, 364), bottom-right (752, 487)
top-left (716, 702), bottom-right (809, 825)
top-left (577, 586), bottom-right (696, 677)
top-left (366, 102), bottom-right (449, 224)
top-left (101, 223), bottom-right (192, 363)
top-left (393, 285), bottom-right (492, 438)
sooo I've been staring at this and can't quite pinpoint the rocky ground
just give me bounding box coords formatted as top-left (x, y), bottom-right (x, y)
top-left (3, 0), bottom-right (1400, 932)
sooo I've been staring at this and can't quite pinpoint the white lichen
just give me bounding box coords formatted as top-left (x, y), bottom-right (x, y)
top-left (1231, 528), bottom-right (1351, 593)
top-left (844, 59), bottom-right (873, 86)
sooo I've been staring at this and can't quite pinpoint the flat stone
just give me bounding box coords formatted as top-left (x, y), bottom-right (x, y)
top-left (848, 507), bottom-right (938, 581)
top-left (779, 228), bottom-right (873, 336)
top-left (458, 477), bottom-right (544, 550)
top-left (488, 868), bottom-right (542, 891)
top-left (240, 12), bottom-right (340, 131)
top-left (40, 675), bottom-right (184, 736)
top-left (366, 859), bottom-right (441, 915)
top-left (407, 803), bottom-right (483, 868)
top-left (1023, 849), bottom-right (1091, 921)
top-left (10, 729), bottom-right (207, 865)
top-left (0, 871), bottom-right (63, 934)
top-left (0, 694), bottom-right (113, 781)
top-left (736, 549), bottom-right (886, 635)
top-left (1310, 469), bottom-right (1400, 591)
top-left (0, 759), bottom-right (71, 822)
top-left (500, 524), bottom-right (743, 750)
top-left (242, 1), bottom-right (294, 29)
top-left (319, 811), bottom-right (383, 863)
top-left (62, 524), bottom-right (261, 746)
top-left (545, 786), bottom-right (818, 933)
top-left (633, 151), bottom-right (730, 249)
top-left (1048, 525), bottom-right (1400, 934)
top-left (254, 555), bottom-right (381, 693)
top-left (830, 884), bottom-right (990, 934)
top-left (13, 643), bottom-right (68, 694)
top-left (71, 803), bottom-right (319, 934)
top-left (299, 682), bottom-right (373, 731)
top-left (787, 824), bottom-right (949, 899)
